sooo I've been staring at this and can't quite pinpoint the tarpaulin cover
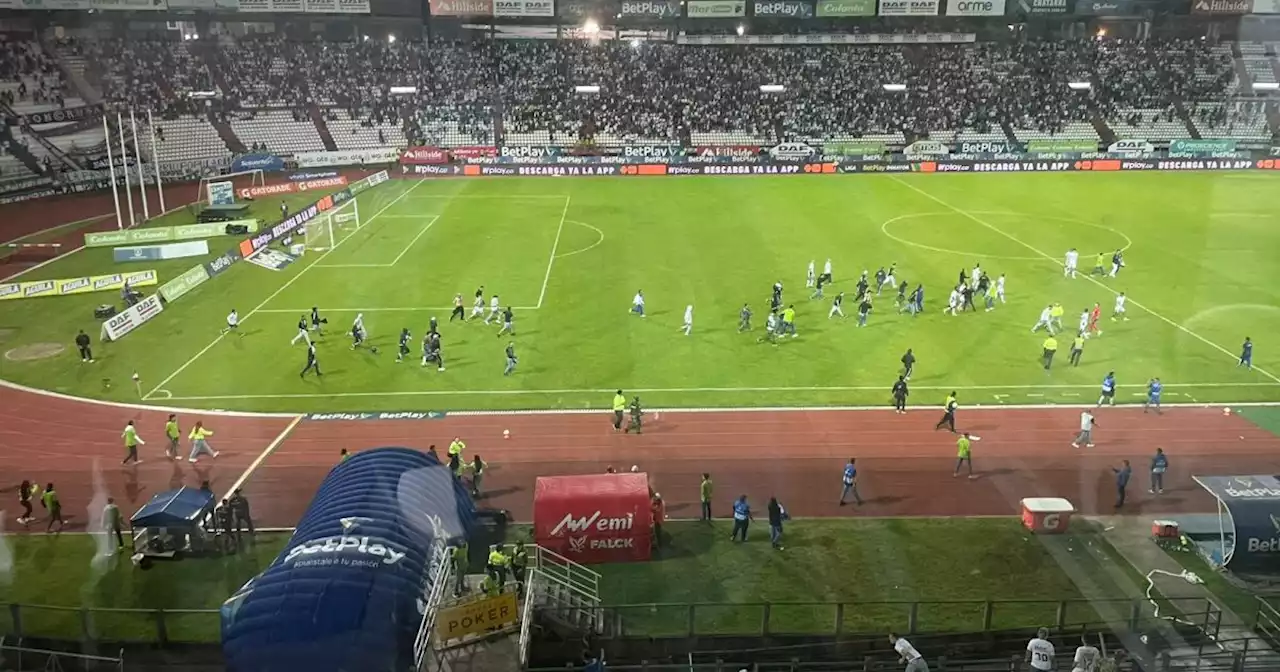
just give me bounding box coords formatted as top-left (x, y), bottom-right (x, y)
top-left (533, 473), bottom-right (652, 563)
top-left (130, 486), bottom-right (214, 529)
top-left (221, 447), bottom-right (475, 672)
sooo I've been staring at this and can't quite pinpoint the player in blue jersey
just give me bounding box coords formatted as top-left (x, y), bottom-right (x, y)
top-left (1143, 378), bottom-right (1162, 415)
top-left (1239, 337), bottom-right (1253, 370)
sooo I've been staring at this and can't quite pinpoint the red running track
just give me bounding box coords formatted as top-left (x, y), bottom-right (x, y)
top-left (238, 405), bottom-right (1280, 528)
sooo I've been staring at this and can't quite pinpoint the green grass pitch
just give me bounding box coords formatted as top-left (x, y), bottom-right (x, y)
top-left (1, 172), bottom-right (1278, 413)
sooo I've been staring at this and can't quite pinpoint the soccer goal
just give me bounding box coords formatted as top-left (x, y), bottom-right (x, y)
top-left (196, 168), bottom-right (265, 206)
top-left (305, 196), bottom-right (361, 252)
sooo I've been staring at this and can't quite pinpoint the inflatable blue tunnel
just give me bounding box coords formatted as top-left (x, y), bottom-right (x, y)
top-left (221, 447), bottom-right (475, 672)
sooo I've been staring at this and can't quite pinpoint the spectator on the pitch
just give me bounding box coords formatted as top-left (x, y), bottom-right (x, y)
top-left (75, 329), bottom-right (93, 363)
top-left (229, 488), bottom-right (255, 542)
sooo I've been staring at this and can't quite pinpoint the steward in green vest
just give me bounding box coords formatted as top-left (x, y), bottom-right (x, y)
top-left (452, 542), bottom-right (469, 596)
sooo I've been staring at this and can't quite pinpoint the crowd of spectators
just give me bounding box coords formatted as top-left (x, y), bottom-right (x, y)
top-left (2, 31), bottom-right (1261, 152)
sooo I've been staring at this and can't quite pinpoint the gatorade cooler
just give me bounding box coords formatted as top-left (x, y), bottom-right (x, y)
top-left (1020, 497), bottom-right (1075, 534)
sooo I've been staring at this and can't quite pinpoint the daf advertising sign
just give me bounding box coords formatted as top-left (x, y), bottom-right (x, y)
top-left (878, 0), bottom-right (939, 15)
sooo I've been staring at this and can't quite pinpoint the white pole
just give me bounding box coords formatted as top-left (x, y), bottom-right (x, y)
top-left (148, 109), bottom-right (166, 212)
top-left (130, 108), bottom-right (150, 220)
top-left (103, 115), bottom-right (123, 230)
top-left (117, 113), bottom-right (136, 228)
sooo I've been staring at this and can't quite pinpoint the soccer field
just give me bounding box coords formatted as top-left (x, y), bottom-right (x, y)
top-left (3, 172), bottom-right (1279, 412)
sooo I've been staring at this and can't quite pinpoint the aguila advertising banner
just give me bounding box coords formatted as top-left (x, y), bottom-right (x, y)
top-left (815, 0), bottom-right (874, 13)
top-left (686, 0), bottom-right (746, 16)
top-left (494, 0), bottom-right (554, 15)
top-left (1191, 0), bottom-right (1251, 12)
top-left (401, 147), bottom-right (450, 165)
top-left (430, 0), bottom-right (494, 14)
top-left (752, 0), bottom-right (814, 16)
top-left (878, 0), bottom-right (938, 14)
top-left (619, 0), bottom-right (680, 15)
top-left (946, 0), bottom-right (1003, 14)
top-left (1074, 0), bottom-right (1135, 14)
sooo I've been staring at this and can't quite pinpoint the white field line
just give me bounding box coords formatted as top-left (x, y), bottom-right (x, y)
top-left (222, 414), bottom-right (304, 500)
top-left (159, 380), bottom-right (1280, 402)
top-left (889, 177), bottom-right (1280, 385)
top-left (403, 194), bottom-right (569, 199)
top-left (141, 180), bottom-right (426, 400)
top-left (257, 306), bottom-right (539, 313)
top-left (554, 220), bottom-right (605, 260)
top-left (312, 214), bottom-right (440, 268)
top-left (535, 195), bottom-right (571, 309)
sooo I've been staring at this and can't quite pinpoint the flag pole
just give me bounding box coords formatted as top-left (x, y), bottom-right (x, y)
top-left (130, 108), bottom-right (149, 220)
top-left (103, 115), bottom-right (123, 230)
top-left (148, 108), bottom-right (166, 212)
top-left (116, 113), bottom-right (136, 228)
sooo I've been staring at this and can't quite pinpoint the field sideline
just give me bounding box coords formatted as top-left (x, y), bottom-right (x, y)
top-left (0, 172), bottom-right (1277, 413)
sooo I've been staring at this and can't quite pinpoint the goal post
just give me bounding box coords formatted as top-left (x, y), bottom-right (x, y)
top-left (305, 197), bottom-right (361, 252)
top-left (196, 168), bottom-right (265, 205)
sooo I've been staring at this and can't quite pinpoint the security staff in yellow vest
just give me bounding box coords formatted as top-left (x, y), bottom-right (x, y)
top-left (481, 573), bottom-right (501, 597)
top-left (486, 545), bottom-right (509, 585)
top-left (612, 390), bottom-right (627, 430)
top-left (452, 542), bottom-right (469, 596)
top-left (510, 543), bottom-right (529, 595)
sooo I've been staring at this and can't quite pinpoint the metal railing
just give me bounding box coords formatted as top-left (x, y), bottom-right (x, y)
top-left (534, 597), bottom-right (1227, 639)
top-left (413, 558), bottom-right (454, 671)
top-left (529, 545), bottom-right (601, 603)
top-left (518, 574), bottom-right (541, 667)
top-left (0, 638), bottom-right (124, 671)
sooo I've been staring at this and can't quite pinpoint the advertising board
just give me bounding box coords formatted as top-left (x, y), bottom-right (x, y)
top-left (292, 148), bottom-right (400, 168)
top-left (815, 0), bottom-right (875, 14)
top-left (159, 264), bottom-right (212, 303)
top-left (945, 0), bottom-right (1004, 14)
top-left (102, 295), bottom-right (164, 342)
top-left (687, 0), bottom-right (746, 16)
top-left (878, 0), bottom-right (939, 15)
top-left (230, 153), bottom-right (285, 173)
top-left (113, 240), bottom-right (210, 263)
top-left (237, 176), bottom-right (347, 199)
top-left (493, 0), bottom-right (554, 15)
top-left (0, 270), bottom-right (158, 302)
top-left (620, 0), bottom-right (680, 15)
top-left (401, 147), bottom-right (450, 165)
top-left (753, 0), bottom-right (814, 16)
top-left (533, 474), bottom-right (652, 563)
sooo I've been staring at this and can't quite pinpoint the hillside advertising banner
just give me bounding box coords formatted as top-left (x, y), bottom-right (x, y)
top-left (687, 0), bottom-right (746, 16)
top-left (494, 0), bottom-right (554, 15)
top-left (1074, 0), bottom-right (1135, 14)
top-left (753, 0), bottom-right (814, 15)
top-left (1191, 0), bottom-right (1250, 12)
top-left (430, 0), bottom-right (493, 13)
top-left (878, 0), bottom-right (939, 15)
top-left (946, 0), bottom-right (1003, 13)
top-left (620, 0), bottom-right (680, 15)
top-left (816, 0), bottom-right (874, 13)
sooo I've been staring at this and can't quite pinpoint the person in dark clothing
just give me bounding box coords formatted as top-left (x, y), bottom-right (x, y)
top-left (216, 499), bottom-right (236, 554)
top-left (229, 488), bottom-right (254, 542)
top-left (767, 497), bottom-right (785, 551)
top-left (730, 495), bottom-right (752, 542)
top-left (935, 392), bottom-right (958, 432)
top-left (900, 348), bottom-right (915, 380)
top-left (75, 330), bottom-right (93, 363)
top-left (17, 480), bottom-right (35, 525)
top-left (1112, 460), bottom-right (1132, 508)
top-left (624, 396), bottom-right (643, 434)
top-left (892, 375), bottom-right (909, 414)
top-left (960, 285), bottom-right (975, 311)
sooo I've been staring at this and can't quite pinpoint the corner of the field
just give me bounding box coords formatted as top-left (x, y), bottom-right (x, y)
top-left (0, 376), bottom-right (300, 418)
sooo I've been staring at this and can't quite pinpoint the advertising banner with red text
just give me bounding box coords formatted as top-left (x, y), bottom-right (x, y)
top-left (237, 176), bottom-right (348, 199)
top-left (400, 147), bottom-right (450, 165)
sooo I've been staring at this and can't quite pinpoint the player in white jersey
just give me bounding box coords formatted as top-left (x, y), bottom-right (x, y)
top-left (1032, 305), bottom-right (1054, 333)
top-left (890, 633), bottom-right (928, 672)
top-left (996, 274), bottom-right (1006, 303)
top-left (1026, 628), bottom-right (1055, 671)
top-left (1112, 292), bottom-right (1128, 321)
top-left (1064, 248), bottom-right (1080, 278)
top-left (971, 264), bottom-right (982, 290)
top-left (631, 291), bottom-right (646, 317)
top-left (485, 295), bottom-right (500, 324)
top-left (806, 260), bottom-right (816, 288)
top-left (881, 264), bottom-right (898, 294)
top-left (946, 288), bottom-right (960, 316)
top-left (291, 314), bottom-right (311, 345)
top-left (350, 312), bottom-right (367, 349)
top-left (823, 258), bottom-right (833, 282)
top-left (221, 309), bottom-right (240, 335)
top-left (470, 293), bottom-right (485, 319)
top-left (681, 305), bottom-right (693, 335)
top-left (1071, 633), bottom-right (1100, 672)
top-left (1079, 310), bottom-right (1090, 338)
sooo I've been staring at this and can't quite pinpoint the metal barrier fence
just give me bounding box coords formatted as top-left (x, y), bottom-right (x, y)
top-left (0, 639), bottom-right (123, 671)
top-left (1, 603), bottom-right (220, 644)
top-left (535, 596), bottom-right (1225, 639)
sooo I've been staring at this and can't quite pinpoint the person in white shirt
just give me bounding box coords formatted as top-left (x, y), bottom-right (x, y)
top-left (1065, 248), bottom-right (1080, 278)
top-left (470, 292), bottom-right (485, 319)
top-left (889, 633), bottom-right (928, 672)
top-left (1071, 633), bottom-right (1100, 672)
top-left (970, 264), bottom-right (982, 290)
top-left (996, 274), bottom-right (1006, 303)
top-left (823, 258), bottom-right (833, 283)
top-left (1026, 628), bottom-right (1055, 671)
top-left (484, 295), bottom-right (500, 324)
top-left (291, 314), bottom-right (311, 346)
top-left (806, 260), bottom-right (816, 288)
top-left (881, 264), bottom-right (898, 294)
top-left (1072, 410), bottom-right (1096, 448)
top-left (681, 305), bottom-right (693, 335)
top-left (1079, 310), bottom-right (1091, 338)
top-left (631, 290), bottom-right (646, 317)
top-left (946, 288), bottom-right (960, 316)
top-left (221, 309), bottom-right (240, 335)
top-left (1112, 293), bottom-right (1128, 321)
top-left (1032, 305), bottom-right (1054, 333)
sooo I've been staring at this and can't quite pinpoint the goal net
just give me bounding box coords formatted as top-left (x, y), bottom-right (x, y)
top-left (305, 197), bottom-right (361, 252)
top-left (196, 168), bottom-right (265, 206)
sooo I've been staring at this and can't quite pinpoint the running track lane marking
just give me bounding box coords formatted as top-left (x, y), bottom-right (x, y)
top-left (888, 176), bottom-right (1280, 385)
top-left (142, 179), bottom-right (427, 400)
top-left (222, 414), bottom-right (305, 501)
top-left (536, 195), bottom-right (572, 309)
